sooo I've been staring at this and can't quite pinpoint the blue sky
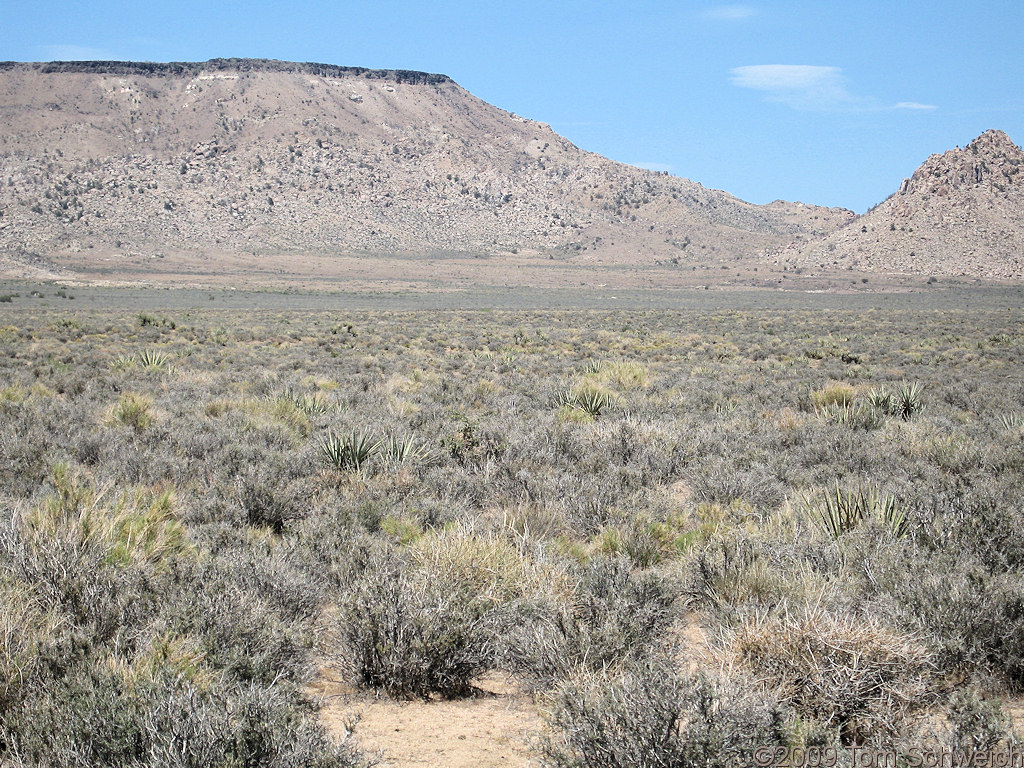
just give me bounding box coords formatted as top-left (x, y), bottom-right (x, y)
top-left (3, 0), bottom-right (1022, 212)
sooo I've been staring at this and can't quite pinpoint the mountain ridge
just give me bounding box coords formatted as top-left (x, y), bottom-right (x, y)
top-left (0, 59), bottom-right (1018, 288)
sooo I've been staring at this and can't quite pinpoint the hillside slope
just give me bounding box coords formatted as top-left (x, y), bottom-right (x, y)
top-left (0, 59), bottom-right (851, 284)
top-left (796, 130), bottom-right (1024, 280)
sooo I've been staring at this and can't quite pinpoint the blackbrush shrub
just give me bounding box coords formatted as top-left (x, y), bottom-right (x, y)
top-left (870, 551), bottom-right (1024, 687)
top-left (688, 457), bottom-right (786, 511)
top-left (170, 559), bottom-right (314, 686)
top-left (946, 688), bottom-right (1012, 756)
top-left (729, 606), bottom-right (934, 742)
top-left (503, 555), bottom-right (678, 688)
top-left (4, 668), bottom-right (362, 768)
top-left (235, 467), bottom-right (302, 534)
top-left (538, 655), bottom-right (789, 768)
top-left (337, 531), bottom-right (539, 698)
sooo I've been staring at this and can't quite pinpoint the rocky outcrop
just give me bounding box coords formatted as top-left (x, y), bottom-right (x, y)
top-left (796, 130), bottom-right (1024, 280)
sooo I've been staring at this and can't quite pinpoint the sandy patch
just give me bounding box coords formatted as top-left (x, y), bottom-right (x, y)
top-left (310, 671), bottom-right (545, 768)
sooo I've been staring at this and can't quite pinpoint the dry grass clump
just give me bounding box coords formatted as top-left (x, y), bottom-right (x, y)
top-left (23, 464), bottom-right (187, 569)
top-left (811, 382), bottom-right (857, 411)
top-left (0, 578), bottom-right (63, 715)
top-left (106, 391), bottom-right (155, 431)
top-left (729, 606), bottom-right (934, 740)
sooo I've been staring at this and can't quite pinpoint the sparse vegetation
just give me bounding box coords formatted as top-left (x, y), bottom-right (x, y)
top-left (0, 295), bottom-right (1022, 764)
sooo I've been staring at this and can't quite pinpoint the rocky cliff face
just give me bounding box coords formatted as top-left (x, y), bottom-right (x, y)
top-left (0, 59), bottom-right (850, 282)
top-left (796, 130), bottom-right (1024, 280)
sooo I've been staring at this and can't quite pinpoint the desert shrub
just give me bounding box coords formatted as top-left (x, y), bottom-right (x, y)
top-left (337, 530), bottom-right (540, 698)
top-left (4, 667), bottom-right (361, 768)
top-left (729, 606), bottom-right (934, 741)
top-left (999, 412), bottom-right (1024, 430)
top-left (539, 655), bottom-right (788, 768)
top-left (235, 467), bottom-right (302, 533)
top-left (594, 514), bottom-right (693, 567)
top-left (945, 688), bottom-right (1012, 756)
top-left (168, 554), bottom-right (317, 686)
top-left (688, 457), bottom-right (786, 511)
top-left (137, 312), bottom-right (176, 329)
top-left (856, 479), bottom-right (1024, 686)
top-left (504, 555), bottom-right (678, 688)
top-left (687, 525), bottom-right (843, 619)
top-left (817, 400), bottom-right (888, 430)
top-left (439, 417), bottom-right (506, 467)
top-left (871, 554), bottom-right (1024, 686)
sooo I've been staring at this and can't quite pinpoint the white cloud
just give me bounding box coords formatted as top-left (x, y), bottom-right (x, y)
top-left (704, 5), bottom-right (759, 20)
top-left (730, 65), bottom-right (855, 110)
top-left (40, 45), bottom-right (116, 61)
top-left (730, 65), bottom-right (938, 113)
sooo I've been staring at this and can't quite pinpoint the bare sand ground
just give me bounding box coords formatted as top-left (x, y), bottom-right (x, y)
top-left (309, 671), bottom-right (545, 768)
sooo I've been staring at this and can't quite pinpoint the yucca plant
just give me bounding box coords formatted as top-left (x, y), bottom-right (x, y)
top-left (574, 385), bottom-right (615, 418)
top-left (282, 387), bottom-right (333, 416)
top-left (867, 387), bottom-right (894, 413)
top-left (818, 401), bottom-right (854, 425)
top-left (319, 429), bottom-right (379, 472)
top-left (817, 484), bottom-right (908, 539)
top-left (136, 349), bottom-right (173, 370)
top-left (820, 401), bottom-right (886, 430)
top-left (110, 354), bottom-right (136, 371)
top-left (554, 389), bottom-right (578, 409)
top-left (999, 412), bottom-right (1024, 430)
top-left (893, 381), bottom-right (923, 421)
top-left (380, 433), bottom-right (426, 465)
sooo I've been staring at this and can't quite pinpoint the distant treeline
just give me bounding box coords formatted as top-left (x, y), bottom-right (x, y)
top-left (0, 58), bottom-right (453, 85)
